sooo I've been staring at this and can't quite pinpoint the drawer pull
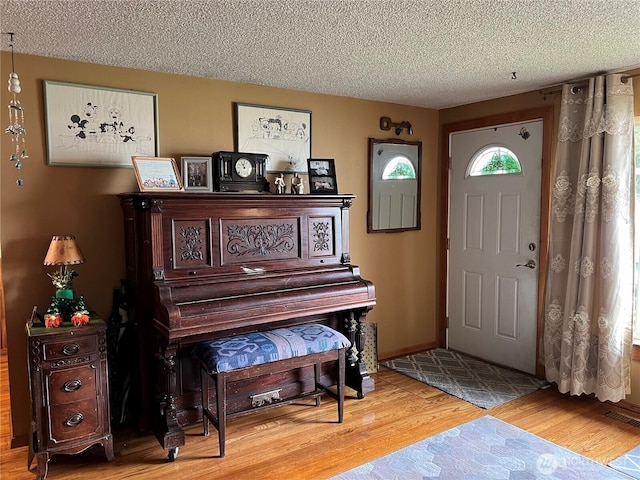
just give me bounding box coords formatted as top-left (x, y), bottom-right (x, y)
top-left (63, 379), bottom-right (82, 392)
top-left (65, 413), bottom-right (84, 427)
top-left (62, 343), bottom-right (80, 356)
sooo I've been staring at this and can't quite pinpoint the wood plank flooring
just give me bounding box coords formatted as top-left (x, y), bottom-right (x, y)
top-left (1, 354), bottom-right (638, 479)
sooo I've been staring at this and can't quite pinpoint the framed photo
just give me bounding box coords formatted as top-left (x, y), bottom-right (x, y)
top-left (308, 158), bottom-right (338, 194)
top-left (235, 103), bottom-right (311, 173)
top-left (131, 156), bottom-right (183, 192)
top-left (181, 156), bottom-right (213, 192)
top-left (43, 80), bottom-right (159, 167)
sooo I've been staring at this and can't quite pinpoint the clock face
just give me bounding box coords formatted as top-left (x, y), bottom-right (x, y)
top-left (235, 157), bottom-right (254, 178)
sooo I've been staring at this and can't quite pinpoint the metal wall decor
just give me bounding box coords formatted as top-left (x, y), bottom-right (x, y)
top-left (5, 33), bottom-right (28, 186)
top-left (379, 116), bottom-right (413, 135)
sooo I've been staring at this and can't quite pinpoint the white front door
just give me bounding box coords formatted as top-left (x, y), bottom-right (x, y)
top-left (448, 120), bottom-right (542, 374)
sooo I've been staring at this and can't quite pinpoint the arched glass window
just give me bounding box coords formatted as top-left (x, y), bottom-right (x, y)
top-left (382, 155), bottom-right (416, 179)
top-left (467, 145), bottom-right (522, 177)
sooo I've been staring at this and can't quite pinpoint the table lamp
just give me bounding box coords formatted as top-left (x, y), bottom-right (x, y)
top-left (43, 235), bottom-right (85, 300)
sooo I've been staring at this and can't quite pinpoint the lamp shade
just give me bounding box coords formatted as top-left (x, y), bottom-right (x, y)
top-left (43, 235), bottom-right (85, 266)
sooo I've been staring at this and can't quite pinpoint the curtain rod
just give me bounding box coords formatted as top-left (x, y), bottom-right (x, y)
top-left (621, 72), bottom-right (640, 83)
top-left (539, 72), bottom-right (639, 99)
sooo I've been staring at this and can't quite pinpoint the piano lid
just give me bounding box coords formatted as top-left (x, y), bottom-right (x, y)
top-left (154, 264), bottom-right (375, 341)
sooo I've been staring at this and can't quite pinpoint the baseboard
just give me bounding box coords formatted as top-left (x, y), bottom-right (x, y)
top-left (379, 342), bottom-right (438, 362)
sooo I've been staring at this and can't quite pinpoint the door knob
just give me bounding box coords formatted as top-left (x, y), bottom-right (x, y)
top-left (516, 260), bottom-right (536, 269)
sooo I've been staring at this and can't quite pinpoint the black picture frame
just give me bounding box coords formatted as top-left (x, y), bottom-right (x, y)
top-left (307, 158), bottom-right (338, 194)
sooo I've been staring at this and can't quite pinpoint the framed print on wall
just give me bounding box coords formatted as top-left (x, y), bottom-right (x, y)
top-left (181, 156), bottom-right (213, 192)
top-left (132, 156), bottom-right (182, 192)
top-left (235, 103), bottom-right (311, 173)
top-left (308, 158), bottom-right (338, 194)
top-left (43, 80), bottom-right (159, 167)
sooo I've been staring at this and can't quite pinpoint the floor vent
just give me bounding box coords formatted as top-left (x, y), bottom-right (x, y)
top-left (604, 410), bottom-right (640, 428)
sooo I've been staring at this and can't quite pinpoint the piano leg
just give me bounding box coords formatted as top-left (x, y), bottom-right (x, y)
top-left (155, 341), bottom-right (186, 457)
top-left (344, 310), bottom-right (375, 398)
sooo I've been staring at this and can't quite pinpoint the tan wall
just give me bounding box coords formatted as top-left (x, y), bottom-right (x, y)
top-left (2, 51), bottom-right (638, 444)
top-left (1, 52), bottom-right (439, 443)
top-left (440, 69), bottom-right (640, 407)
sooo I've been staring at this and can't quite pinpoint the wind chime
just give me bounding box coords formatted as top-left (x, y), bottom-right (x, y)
top-left (5, 32), bottom-right (28, 186)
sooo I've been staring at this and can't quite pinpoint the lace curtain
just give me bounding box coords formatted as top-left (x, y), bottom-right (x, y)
top-left (543, 74), bottom-right (634, 403)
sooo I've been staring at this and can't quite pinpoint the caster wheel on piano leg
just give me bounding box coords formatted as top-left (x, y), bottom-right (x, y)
top-left (357, 391), bottom-right (365, 399)
top-left (168, 447), bottom-right (179, 462)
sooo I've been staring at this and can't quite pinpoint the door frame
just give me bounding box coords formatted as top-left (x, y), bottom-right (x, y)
top-left (438, 107), bottom-right (554, 378)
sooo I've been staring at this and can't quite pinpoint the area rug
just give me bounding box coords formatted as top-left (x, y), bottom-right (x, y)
top-left (609, 444), bottom-right (640, 479)
top-left (381, 348), bottom-right (548, 409)
top-left (331, 415), bottom-right (629, 479)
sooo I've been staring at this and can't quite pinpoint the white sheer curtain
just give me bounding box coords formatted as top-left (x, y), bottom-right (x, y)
top-left (543, 74), bottom-right (634, 403)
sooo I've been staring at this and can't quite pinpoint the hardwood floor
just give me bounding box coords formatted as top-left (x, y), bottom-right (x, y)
top-left (1, 354), bottom-right (638, 479)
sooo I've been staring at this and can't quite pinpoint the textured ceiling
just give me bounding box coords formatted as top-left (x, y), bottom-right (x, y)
top-left (1, 0), bottom-right (639, 109)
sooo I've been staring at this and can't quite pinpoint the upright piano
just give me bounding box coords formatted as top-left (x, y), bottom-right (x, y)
top-left (119, 192), bottom-right (376, 454)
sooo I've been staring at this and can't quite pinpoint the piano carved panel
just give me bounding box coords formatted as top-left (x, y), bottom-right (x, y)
top-left (309, 216), bottom-right (335, 258)
top-left (119, 192), bottom-right (375, 453)
top-left (221, 218), bottom-right (299, 264)
top-left (172, 220), bottom-right (213, 270)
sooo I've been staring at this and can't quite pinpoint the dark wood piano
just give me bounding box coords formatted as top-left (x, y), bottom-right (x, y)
top-left (119, 192), bottom-right (376, 455)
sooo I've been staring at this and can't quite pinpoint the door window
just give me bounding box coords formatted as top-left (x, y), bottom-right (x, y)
top-left (382, 156), bottom-right (416, 180)
top-left (467, 145), bottom-right (522, 177)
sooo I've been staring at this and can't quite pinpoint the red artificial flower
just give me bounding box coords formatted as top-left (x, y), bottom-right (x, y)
top-left (45, 314), bottom-right (63, 328)
top-left (71, 312), bottom-right (90, 327)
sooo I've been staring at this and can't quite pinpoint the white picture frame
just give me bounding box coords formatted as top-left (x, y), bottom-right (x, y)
top-left (44, 81), bottom-right (159, 167)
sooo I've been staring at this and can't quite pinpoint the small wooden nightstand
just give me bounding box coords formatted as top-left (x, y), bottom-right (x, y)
top-left (26, 315), bottom-right (114, 480)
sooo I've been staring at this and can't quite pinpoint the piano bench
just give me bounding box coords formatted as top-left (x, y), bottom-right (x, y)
top-left (191, 324), bottom-right (351, 458)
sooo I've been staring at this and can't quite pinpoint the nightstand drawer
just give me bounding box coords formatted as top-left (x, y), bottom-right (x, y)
top-left (46, 366), bottom-right (97, 406)
top-left (46, 397), bottom-right (102, 444)
top-left (43, 336), bottom-right (98, 362)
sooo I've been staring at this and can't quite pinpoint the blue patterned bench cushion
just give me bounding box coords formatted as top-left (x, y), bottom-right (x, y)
top-left (192, 324), bottom-right (351, 374)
